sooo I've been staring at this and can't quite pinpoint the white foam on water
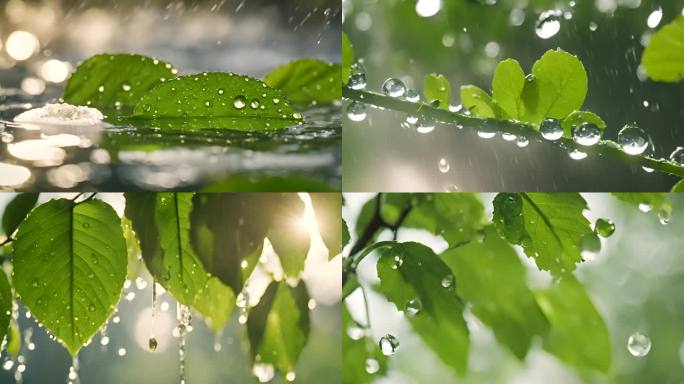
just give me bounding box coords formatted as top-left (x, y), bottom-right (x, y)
top-left (13, 103), bottom-right (104, 125)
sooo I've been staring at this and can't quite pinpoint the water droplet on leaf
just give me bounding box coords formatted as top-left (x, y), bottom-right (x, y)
top-left (594, 218), bottom-right (615, 237)
top-left (379, 334), bottom-right (400, 356)
top-left (627, 332), bottom-right (651, 357)
top-left (618, 124), bottom-right (649, 155)
top-left (540, 118), bottom-right (563, 141)
top-left (572, 123), bottom-right (601, 146)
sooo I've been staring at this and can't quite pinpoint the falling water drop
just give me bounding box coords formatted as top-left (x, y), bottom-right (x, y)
top-left (627, 332), bottom-right (651, 357)
top-left (176, 304), bottom-right (192, 384)
top-left (379, 334), bottom-right (400, 356)
top-left (67, 355), bottom-right (79, 384)
top-left (382, 78), bottom-right (407, 98)
top-left (148, 281), bottom-right (158, 352)
top-left (535, 10), bottom-right (562, 39)
top-left (540, 118), bottom-right (563, 141)
top-left (572, 123), bottom-right (601, 146)
top-left (594, 218), bottom-right (615, 237)
top-left (617, 124), bottom-right (649, 155)
top-left (121, 83), bottom-right (131, 91)
top-left (347, 102), bottom-right (367, 122)
top-left (285, 371), bottom-right (296, 382)
top-left (438, 158), bottom-right (450, 173)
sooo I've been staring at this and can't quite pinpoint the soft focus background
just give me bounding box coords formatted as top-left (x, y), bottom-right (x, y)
top-left (344, 192), bottom-right (684, 383)
top-left (0, 0), bottom-right (341, 191)
top-left (343, 0), bottom-right (684, 191)
top-left (0, 193), bottom-right (342, 384)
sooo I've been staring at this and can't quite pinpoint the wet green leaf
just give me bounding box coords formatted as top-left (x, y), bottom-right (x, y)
top-left (535, 276), bottom-right (611, 372)
top-left (247, 281), bottom-right (310, 376)
top-left (460, 85), bottom-right (498, 118)
top-left (493, 193), bottom-right (593, 276)
top-left (612, 193), bottom-right (671, 218)
top-left (132, 72), bottom-right (301, 131)
top-left (264, 59), bottom-right (341, 104)
top-left (642, 16), bottom-right (684, 82)
top-left (310, 193), bottom-right (343, 259)
top-left (492, 59), bottom-right (525, 119)
top-left (441, 226), bottom-right (549, 359)
top-left (521, 49), bottom-right (588, 125)
top-left (1, 192), bottom-right (38, 237)
top-left (342, 32), bottom-right (354, 83)
top-left (63, 54), bottom-right (175, 112)
top-left (0, 270), bottom-right (11, 345)
top-left (342, 304), bottom-right (387, 384)
top-left (376, 242), bottom-right (469, 375)
top-left (266, 194), bottom-right (311, 278)
top-left (561, 110), bottom-right (607, 137)
top-left (423, 73), bottom-right (451, 109)
top-left (13, 199), bottom-right (127, 355)
top-left (202, 175), bottom-right (336, 192)
top-left (672, 179), bottom-right (684, 192)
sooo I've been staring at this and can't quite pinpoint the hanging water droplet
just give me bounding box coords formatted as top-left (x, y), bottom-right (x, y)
top-left (638, 202), bottom-right (652, 212)
top-left (382, 78), bottom-right (407, 98)
top-left (594, 218), bottom-right (615, 237)
top-left (535, 10), bottom-right (562, 39)
top-left (416, 117), bottom-right (435, 133)
top-left (405, 89), bottom-right (420, 102)
top-left (404, 298), bottom-right (422, 317)
top-left (233, 96), bottom-right (247, 109)
top-left (569, 148), bottom-right (587, 160)
top-left (285, 371), bottom-right (296, 382)
top-left (252, 363), bottom-right (275, 383)
top-left (347, 101), bottom-right (367, 122)
top-left (438, 158), bottom-right (450, 173)
top-left (365, 358), bottom-right (380, 374)
top-left (148, 336), bottom-right (158, 351)
top-left (348, 73), bottom-right (367, 90)
top-left (617, 124), bottom-right (649, 155)
top-left (346, 325), bottom-right (365, 340)
top-left (406, 115), bottom-right (418, 125)
top-left (540, 118), bottom-right (563, 141)
top-left (477, 120), bottom-right (496, 139)
top-left (627, 332), bottom-right (651, 357)
top-left (236, 291), bottom-right (249, 308)
top-left (572, 123), bottom-right (601, 146)
top-left (501, 133), bottom-right (517, 142)
top-left (580, 233), bottom-right (601, 261)
top-left (379, 334), bottom-right (400, 356)
top-left (658, 209), bottom-right (670, 225)
top-left (670, 147), bottom-right (684, 165)
top-left (516, 136), bottom-right (529, 148)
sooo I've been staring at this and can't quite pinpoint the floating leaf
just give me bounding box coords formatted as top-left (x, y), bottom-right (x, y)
top-left (247, 281), bottom-right (310, 376)
top-left (441, 226), bottom-right (549, 359)
top-left (561, 110), bottom-right (606, 137)
top-left (342, 304), bottom-right (387, 384)
top-left (1, 192), bottom-right (38, 237)
top-left (460, 85), bottom-right (498, 118)
top-left (423, 73), bottom-right (451, 109)
top-left (310, 193), bottom-right (343, 259)
top-left (0, 270), bottom-right (11, 344)
top-left (14, 199), bottom-right (127, 355)
top-left (642, 16), bottom-right (684, 82)
top-left (535, 276), bottom-right (611, 372)
top-left (63, 54), bottom-right (175, 112)
top-left (492, 59), bottom-right (525, 119)
top-left (342, 32), bottom-right (354, 83)
top-left (376, 242), bottom-right (469, 375)
top-left (132, 72), bottom-right (301, 131)
top-left (493, 193), bottom-right (593, 275)
top-left (264, 59), bottom-right (341, 104)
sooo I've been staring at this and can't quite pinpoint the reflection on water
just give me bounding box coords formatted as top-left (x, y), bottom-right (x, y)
top-left (0, 99), bottom-right (340, 190)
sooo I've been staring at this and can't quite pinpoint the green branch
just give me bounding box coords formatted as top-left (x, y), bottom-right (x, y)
top-left (343, 87), bottom-right (684, 179)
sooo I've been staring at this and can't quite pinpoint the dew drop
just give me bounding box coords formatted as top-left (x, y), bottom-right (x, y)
top-left (572, 123), bottom-right (601, 146)
top-left (627, 332), bottom-right (651, 357)
top-left (404, 298), bottom-right (422, 317)
top-left (121, 83), bottom-right (131, 91)
top-left (118, 348), bottom-right (126, 356)
top-left (540, 118), bottom-right (563, 141)
top-left (348, 73), bottom-right (367, 90)
top-left (569, 148), bottom-right (587, 160)
top-left (594, 218), bottom-right (615, 237)
top-left (379, 334), bottom-right (400, 356)
top-left (365, 358), bottom-right (380, 374)
top-left (617, 124), bottom-right (649, 155)
top-left (217, 88), bottom-right (224, 95)
top-left (346, 325), bottom-right (365, 340)
top-left (391, 255), bottom-right (403, 269)
top-left (97, 85), bottom-right (104, 93)
top-left (285, 371), bottom-right (296, 382)
top-left (441, 275), bottom-right (455, 289)
top-left (382, 78), bottom-right (407, 98)
top-left (233, 96), bottom-right (247, 109)
top-left (516, 136), bottom-right (529, 148)
top-left (438, 158), bottom-right (450, 173)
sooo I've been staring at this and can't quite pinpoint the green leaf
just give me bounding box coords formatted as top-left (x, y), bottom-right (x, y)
top-left (266, 194), bottom-right (311, 278)
top-left (0, 270), bottom-right (11, 345)
top-left (423, 73), bottom-right (451, 109)
top-left (492, 59), bottom-right (525, 119)
top-left (460, 85), bottom-right (498, 118)
top-left (492, 193), bottom-right (594, 276)
top-left (63, 54), bottom-right (175, 112)
top-left (672, 179), bottom-right (684, 192)
top-left (520, 49), bottom-right (588, 125)
top-left (355, 197), bottom-right (378, 239)
top-left (310, 193), bottom-right (343, 259)
top-left (342, 304), bottom-right (387, 384)
top-left (642, 16), bottom-right (684, 82)
top-left (131, 72), bottom-right (301, 131)
top-left (14, 199), bottom-right (127, 355)
top-left (264, 59), bottom-right (341, 105)
top-left (535, 276), bottom-right (611, 372)
top-left (612, 193), bottom-right (672, 218)
top-left (342, 219), bottom-right (350, 249)
top-left (376, 242), bottom-right (469, 375)
top-left (124, 193), bottom-right (234, 331)
top-left (247, 281), bottom-right (310, 375)
top-left (561, 110), bottom-right (607, 138)
top-left (6, 320), bottom-right (21, 357)
top-left (441, 226), bottom-right (549, 359)
top-left (342, 32), bottom-right (354, 83)
top-left (2, 192), bottom-right (38, 237)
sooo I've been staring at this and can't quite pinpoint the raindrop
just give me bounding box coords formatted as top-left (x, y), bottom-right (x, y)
top-left (416, 117), bottom-right (435, 134)
top-left (392, 255), bottom-right (403, 269)
top-left (589, 22), bottom-right (598, 31)
top-left (572, 123), bottom-right (601, 146)
top-left (438, 158), bottom-right (450, 173)
top-left (252, 363), bottom-right (275, 383)
top-left (347, 102), bottom-right (367, 122)
top-left (569, 149), bottom-right (587, 160)
top-left (670, 147), bottom-right (684, 165)
top-left (441, 275), bottom-right (455, 289)
top-left (516, 136), bottom-right (529, 148)
top-left (540, 118), bottom-right (563, 141)
top-left (478, 119), bottom-right (496, 139)
top-left (148, 336), bottom-right (158, 352)
top-left (346, 325), bottom-right (365, 340)
top-left (98, 85), bottom-right (104, 93)
top-left (250, 99), bottom-right (260, 109)
top-left (285, 371), bottom-right (296, 382)
top-left (580, 233), bottom-right (601, 261)
top-left (382, 78), bottom-right (407, 98)
top-left (176, 304), bottom-right (191, 384)
top-left (233, 96), bottom-right (247, 109)
top-left (118, 348), bottom-right (126, 356)
top-left (405, 89), bottom-right (420, 102)
top-left (236, 291), bottom-right (249, 308)
top-left (121, 83), bottom-right (131, 91)
top-left (365, 358), bottom-right (380, 374)
top-left (647, 7), bottom-right (663, 29)
top-left (594, 218), bottom-right (615, 237)
top-left (379, 334), bottom-right (400, 356)
top-left (535, 10), bottom-right (562, 39)
top-left (217, 88), bottom-right (224, 95)
top-left (404, 298), bottom-right (422, 317)
top-left (502, 133), bottom-right (517, 142)
top-left (627, 332), bottom-right (651, 357)
top-left (617, 124), bottom-right (649, 155)
top-left (658, 209), bottom-right (670, 225)
top-left (348, 73), bottom-right (367, 90)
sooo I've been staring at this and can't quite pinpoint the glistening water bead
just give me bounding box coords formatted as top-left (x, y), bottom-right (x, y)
top-left (572, 123), bottom-right (601, 146)
top-left (617, 124), bottom-right (649, 155)
top-left (348, 73), bottom-right (367, 90)
top-left (627, 332), bottom-right (651, 357)
top-left (382, 78), bottom-right (407, 98)
top-left (540, 118), bottom-right (563, 141)
top-left (594, 218), bottom-right (615, 237)
top-left (347, 102), bottom-right (367, 122)
top-left (379, 334), bottom-right (400, 356)
top-left (670, 147), bottom-right (684, 165)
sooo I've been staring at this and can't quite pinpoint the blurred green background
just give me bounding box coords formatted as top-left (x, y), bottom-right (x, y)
top-left (344, 192), bottom-right (684, 383)
top-left (343, 0), bottom-right (684, 191)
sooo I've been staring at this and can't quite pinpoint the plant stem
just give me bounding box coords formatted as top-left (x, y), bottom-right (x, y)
top-left (343, 87), bottom-right (684, 179)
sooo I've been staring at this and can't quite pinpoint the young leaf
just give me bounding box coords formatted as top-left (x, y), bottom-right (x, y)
top-left (247, 281), bottom-right (310, 376)
top-left (492, 59), bottom-right (525, 119)
top-left (309, 193), bottom-right (343, 259)
top-left (132, 72), bottom-right (302, 131)
top-left (612, 193), bottom-right (671, 218)
top-left (460, 85), bottom-right (498, 118)
top-left (342, 304), bottom-right (387, 384)
top-left (0, 271), bottom-right (11, 345)
top-left (63, 54), bottom-right (175, 112)
top-left (641, 16), bottom-right (684, 82)
top-left (441, 226), bottom-right (549, 359)
top-left (423, 73), bottom-right (451, 109)
top-left (264, 59), bottom-right (341, 104)
top-left (13, 199), bottom-right (127, 355)
top-left (535, 276), bottom-right (611, 372)
top-left (492, 193), bottom-right (594, 276)
top-left (561, 110), bottom-right (606, 138)
top-left (375, 242), bottom-right (469, 375)
top-left (520, 49), bottom-right (588, 125)
top-left (1, 192), bottom-right (38, 237)
top-left (342, 32), bottom-right (354, 83)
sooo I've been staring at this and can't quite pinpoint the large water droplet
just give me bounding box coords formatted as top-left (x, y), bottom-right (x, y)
top-left (535, 10), bottom-right (562, 39)
top-left (382, 78), bottom-right (407, 98)
top-left (348, 73), bottom-right (367, 90)
top-left (594, 218), bottom-right (615, 237)
top-left (405, 89), bottom-right (420, 102)
top-left (572, 123), bottom-right (601, 146)
top-left (416, 117), bottom-right (435, 133)
top-left (540, 118), bottom-right (563, 141)
top-left (404, 298), bottom-right (422, 317)
top-left (379, 334), bottom-right (400, 356)
top-left (670, 147), bottom-right (684, 165)
top-left (347, 101), bottom-right (367, 122)
top-left (252, 363), bottom-right (275, 383)
top-left (617, 124), bottom-right (649, 155)
top-left (438, 158), bottom-right (450, 173)
top-left (365, 358), bottom-right (380, 374)
top-left (627, 332), bottom-right (651, 357)
top-left (233, 96), bottom-right (247, 109)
